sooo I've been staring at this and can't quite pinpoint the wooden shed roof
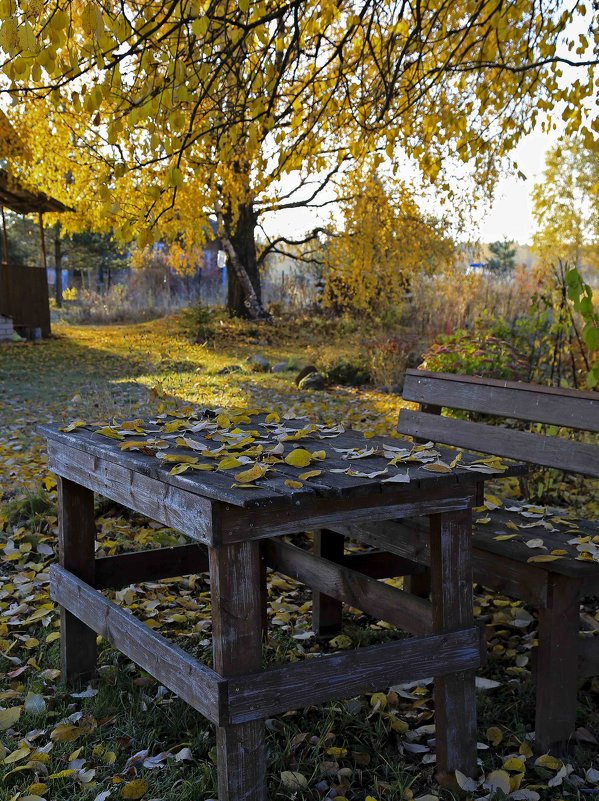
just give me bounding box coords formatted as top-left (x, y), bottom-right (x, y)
top-left (0, 169), bottom-right (70, 214)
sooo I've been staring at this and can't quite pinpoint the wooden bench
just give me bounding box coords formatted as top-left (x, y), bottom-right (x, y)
top-left (319, 369), bottom-right (599, 754)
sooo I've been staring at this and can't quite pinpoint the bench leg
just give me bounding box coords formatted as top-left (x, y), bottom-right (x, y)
top-left (210, 541), bottom-right (266, 801)
top-left (429, 509), bottom-right (477, 782)
top-left (535, 574), bottom-right (580, 754)
top-left (312, 529), bottom-right (344, 637)
top-left (404, 568), bottom-right (431, 598)
top-left (57, 478), bottom-right (97, 685)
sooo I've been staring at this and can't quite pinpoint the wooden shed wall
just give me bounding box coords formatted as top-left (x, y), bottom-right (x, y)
top-left (0, 264), bottom-right (51, 337)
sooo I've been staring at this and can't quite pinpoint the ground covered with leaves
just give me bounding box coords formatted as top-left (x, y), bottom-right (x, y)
top-left (0, 316), bottom-right (598, 801)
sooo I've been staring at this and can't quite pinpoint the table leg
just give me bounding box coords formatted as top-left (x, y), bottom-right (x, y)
top-left (210, 541), bottom-right (266, 801)
top-left (429, 509), bottom-right (477, 781)
top-left (535, 573), bottom-right (579, 754)
top-left (312, 529), bottom-right (344, 637)
top-left (57, 477), bottom-right (97, 685)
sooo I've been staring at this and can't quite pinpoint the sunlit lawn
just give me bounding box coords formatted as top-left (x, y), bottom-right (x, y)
top-left (0, 316), bottom-right (597, 801)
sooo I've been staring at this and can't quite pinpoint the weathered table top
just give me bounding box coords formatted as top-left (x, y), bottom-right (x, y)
top-left (39, 408), bottom-right (524, 510)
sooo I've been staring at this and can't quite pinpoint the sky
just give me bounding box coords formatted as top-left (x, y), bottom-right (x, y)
top-left (477, 127), bottom-right (561, 245)
top-left (261, 124), bottom-right (563, 248)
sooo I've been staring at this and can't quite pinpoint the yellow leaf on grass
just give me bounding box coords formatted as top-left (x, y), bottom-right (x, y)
top-left (49, 768), bottom-right (78, 779)
top-left (535, 753), bottom-right (562, 770)
top-left (329, 634), bottom-right (353, 649)
top-left (519, 740), bottom-right (533, 758)
top-left (285, 449), bottom-right (312, 468)
top-left (122, 779), bottom-right (149, 799)
top-left (299, 469), bottom-right (322, 480)
top-left (2, 746), bottom-right (30, 763)
top-left (27, 784), bottom-right (48, 795)
top-left (0, 706), bottom-right (21, 731)
top-left (485, 770), bottom-right (511, 794)
top-left (370, 692), bottom-right (387, 709)
top-left (503, 757), bottom-right (526, 772)
top-left (284, 480), bottom-right (303, 489)
top-left (234, 463), bottom-right (267, 483)
top-left (486, 726), bottom-right (503, 746)
top-left (326, 746), bottom-right (348, 758)
top-left (50, 723), bottom-right (81, 742)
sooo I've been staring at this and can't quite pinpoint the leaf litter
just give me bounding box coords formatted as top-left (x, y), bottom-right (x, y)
top-left (0, 319), bottom-right (597, 800)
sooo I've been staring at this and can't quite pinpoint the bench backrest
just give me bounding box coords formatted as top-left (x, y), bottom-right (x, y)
top-left (398, 370), bottom-right (599, 478)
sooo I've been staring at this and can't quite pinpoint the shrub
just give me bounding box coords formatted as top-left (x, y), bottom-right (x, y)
top-left (421, 315), bottom-right (530, 381)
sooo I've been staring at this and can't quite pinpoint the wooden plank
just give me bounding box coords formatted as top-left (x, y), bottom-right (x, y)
top-left (403, 369), bottom-right (599, 432)
top-left (429, 510), bottom-right (477, 781)
top-left (262, 540), bottom-right (433, 635)
top-left (50, 565), bottom-right (225, 724)
top-left (209, 541), bottom-right (266, 801)
top-left (220, 486), bottom-right (475, 542)
top-left (341, 551), bottom-right (425, 579)
top-left (398, 410), bottom-right (599, 477)
top-left (535, 574), bottom-right (580, 754)
top-left (40, 425), bottom-right (287, 508)
top-left (95, 544), bottom-right (208, 590)
top-left (57, 478), bottom-right (97, 685)
top-left (48, 442), bottom-right (216, 544)
top-left (578, 637), bottom-right (599, 679)
top-left (226, 627), bottom-right (482, 723)
top-left (312, 530), bottom-right (344, 637)
top-left (331, 519), bottom-right (551, 607)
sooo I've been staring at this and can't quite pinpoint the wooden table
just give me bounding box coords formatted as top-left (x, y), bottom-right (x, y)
top-left (40, 411), bottom-right (517, 799)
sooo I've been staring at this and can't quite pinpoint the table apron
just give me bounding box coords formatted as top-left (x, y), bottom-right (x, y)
top-left (48, 443), bottom-right (214, 544)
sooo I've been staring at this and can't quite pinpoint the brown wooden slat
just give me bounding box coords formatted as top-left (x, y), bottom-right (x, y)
top-left (535, 574), bottom-right (580, 753)
top-left (47, 442), bottom-right (216, 544)
top-left (50, 565), bottom-right (225, 724)
top-left (330, 520), bottom-right (552, 607)
top-left (58, 478), bottom-right (97, 684)
top-left (209, 540), bottom-right (267, 801)
top-left (398, 410), bottom-right (599, 477)
top-left (429, 510), bottom-right (477, 778)
top-left (340, 551), bottom-right (425, 578)
top-left (94, 544), bottom-right (209, 589)
top-left (403, 369), bottom-right (599, 432)
top-left (262, 540), bottom-right (433, 635)
top-left (220, 486), bottom-right (475, 542)
top-left (226, 626), bottom-right (482, 724)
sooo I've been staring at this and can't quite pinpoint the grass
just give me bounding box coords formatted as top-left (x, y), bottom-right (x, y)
top-left (0, 312), bottom-right (597, 801)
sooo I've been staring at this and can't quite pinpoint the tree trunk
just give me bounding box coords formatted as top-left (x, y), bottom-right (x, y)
top-left (219, 200), bottom-right (269, 320)
top-left (54, 224), bottom-right (63, 308)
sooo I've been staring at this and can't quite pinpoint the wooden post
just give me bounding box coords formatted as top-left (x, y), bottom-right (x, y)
top-left (312, 529), bottom-right (344, 637)
top-left (1, 205), bottom-right (8, 263)
top-left (58, 478), bottom-right (97, 685)
top-left (535, 574), bottom-right (580, 754)
top-left (429, 509), bottom-right (477, 781)
top-left (38, 211), bottom-right (47, 269)
top-left (210, 541), bottom-right (266, 801)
